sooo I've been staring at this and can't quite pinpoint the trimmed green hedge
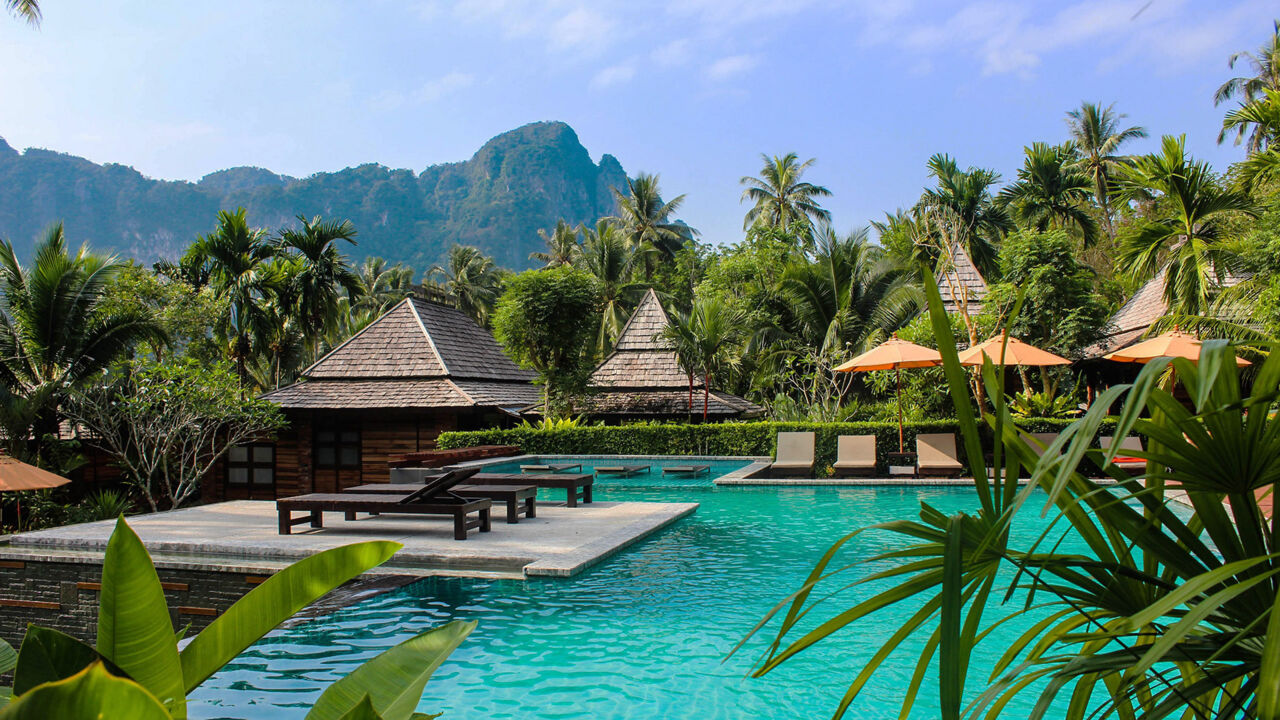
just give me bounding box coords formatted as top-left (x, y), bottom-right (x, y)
top-left (437, 419), bottom-right (1107, 476)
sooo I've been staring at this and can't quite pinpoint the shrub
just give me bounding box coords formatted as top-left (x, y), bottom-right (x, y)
top-left (438, 418), bottom-right (1104, 475)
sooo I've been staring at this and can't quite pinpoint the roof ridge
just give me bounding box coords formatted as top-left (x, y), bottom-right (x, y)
top-left (407, 297), bottom-right (451, 376)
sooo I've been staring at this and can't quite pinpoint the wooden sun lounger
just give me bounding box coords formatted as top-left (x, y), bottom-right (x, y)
top-left (520, 463), bottom-right (583, 473)
top-left (595, 465), bottom-right (651, 477)
top-left (345, 483), bottom-right (537, 523)
top-left (277, 494), bottom-right (491, 540)
top-left (663, 465), bottom-right (710, 475)
top-left (463, 472), bottom-right (594, 507)
top-left (1100, 435), bottom-right (1146, 475)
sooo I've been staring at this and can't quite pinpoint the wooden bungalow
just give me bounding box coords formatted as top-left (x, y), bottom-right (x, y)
top-left (209, 297), bottom-right (538, 501)
top-left (577, 289), bottom-right (762, 422)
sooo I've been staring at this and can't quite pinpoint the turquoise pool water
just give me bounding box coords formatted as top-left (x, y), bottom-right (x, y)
top-left (190, 472), bottom-right (1070, 719)
top-left (472, 456), bottom-right (752, 484)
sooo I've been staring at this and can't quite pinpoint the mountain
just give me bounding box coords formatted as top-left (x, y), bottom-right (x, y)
top-left (0, 121), bottom-right (628, 271)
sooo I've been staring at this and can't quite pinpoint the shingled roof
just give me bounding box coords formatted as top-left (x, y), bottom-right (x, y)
top-left (262, 298), bottom-right (537, 411)
top-left (582, 289), bottom-right (762, 418)
top-left (1082, 268), bottom-right (1248, 358)
top-left (936, 243), bottom-right (987, 314)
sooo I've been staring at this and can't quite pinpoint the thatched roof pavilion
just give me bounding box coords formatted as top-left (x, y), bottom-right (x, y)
top-left (578, 289), bottom-right (762, 421)
top-left (936, 243), bottom-right (987, 314)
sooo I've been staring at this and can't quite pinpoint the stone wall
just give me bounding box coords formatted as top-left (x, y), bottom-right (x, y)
top-left (0, 556), bottom-right (271, 647)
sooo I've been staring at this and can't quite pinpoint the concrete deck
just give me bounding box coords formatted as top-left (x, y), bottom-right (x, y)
top-left (2, 499), bottom-right (698, 578)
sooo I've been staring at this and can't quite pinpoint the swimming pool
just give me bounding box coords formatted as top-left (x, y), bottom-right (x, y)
top-left (467, 455), bottom-right (755, 485)
top-left (190, 476), bottom-right (1067, 719)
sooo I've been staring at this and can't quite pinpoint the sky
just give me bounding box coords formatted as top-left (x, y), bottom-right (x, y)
top-left (0, 0), bottom-right (1276, 247)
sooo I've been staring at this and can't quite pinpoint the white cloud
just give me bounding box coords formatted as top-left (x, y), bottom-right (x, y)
top-left (705, 54), bottom-right (758, 81)
top-left (591, 62), bottom-right (636, 89)
top-left (652, 39), bottom-right (693, 68)
top-left (416, 71), bottom-right (475, 102)
top-left (549, 7), bottom-right (617, 54)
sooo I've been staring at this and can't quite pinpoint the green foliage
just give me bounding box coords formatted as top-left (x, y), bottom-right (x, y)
top-left (517, 415), bottom-right (587, 431)
top-left (0, 518), bottom-right (469, 719)
top-left (79, 490), bottom-right (133, 522)
top-left (492, 266), bottom-right (599, 416)
top-left (998, 142), bottom-right (1099, 246)
top-left (1007, 388), bottom-right (1081, 419)
top-left (980, 229), bottom-right (1109, 356)
top-left (100, 263), bottom-right (225, 364)
top-left (68, 357), bottom-right (285, 511)
top-left (426, 244), bottom-right (504, 326)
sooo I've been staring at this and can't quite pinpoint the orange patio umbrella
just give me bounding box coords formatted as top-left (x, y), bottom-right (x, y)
top-left (957, 335), bottom-right (1071, 367)
top-left (0, 455), bottom-right (70, 530)
top-left (1104, 329), bottom-right (1250, 366)
top-left (836, 337), bottom-right (942, 453)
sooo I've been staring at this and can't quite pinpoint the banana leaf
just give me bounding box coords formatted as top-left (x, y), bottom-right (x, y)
top-left (13, 626), bottom-right (124, 696)
top-left (179, 540), bottom-right (401, 693)
top-left (96, 517), bottom-right (187, 718)
top-left (0, 662), bottom-right (170, 720)
top-left (306, 620), bottom-right (476, 720)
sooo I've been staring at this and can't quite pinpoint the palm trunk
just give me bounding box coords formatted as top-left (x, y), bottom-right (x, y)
top-left (703, 373), bottom-right (710, 422)
top-left (688, 371), bottom-right (694, 418)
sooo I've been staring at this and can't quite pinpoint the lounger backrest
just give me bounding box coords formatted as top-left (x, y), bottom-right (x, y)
top-left (917, 433), bottom-right (960, 466)
top-left (389, 467), bottom-right (444, 484)
top-left (776, 432), bottom-right (815, 463)
top-left (397, 466), bottom-right (481, 504)
top-left (837, 435), bottom-right (876, 463)
top-left (1028, 433), bottom-right (1059, 457)
top-left (1100, 436), bottom-right (1143, 454)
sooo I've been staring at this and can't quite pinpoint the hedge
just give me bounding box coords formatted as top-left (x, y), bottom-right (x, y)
top-left (436, 419), bottom-right (1111, 476)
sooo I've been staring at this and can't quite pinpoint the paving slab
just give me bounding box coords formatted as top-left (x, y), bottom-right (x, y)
top-left (5, 499), bottom-right (698, 578)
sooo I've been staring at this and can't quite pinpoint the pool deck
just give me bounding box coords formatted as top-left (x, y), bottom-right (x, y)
top-left (1, 499), bottom-right (699, 579)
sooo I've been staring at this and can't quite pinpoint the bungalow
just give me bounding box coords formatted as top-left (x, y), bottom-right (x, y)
top-left (577, 289), bottom-right (762, 422)
top-left (208, 297), bottom-right (538, 501)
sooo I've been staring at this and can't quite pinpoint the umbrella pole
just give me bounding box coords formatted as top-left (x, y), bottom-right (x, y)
top-left (896, 366), bottom-right (905, 454)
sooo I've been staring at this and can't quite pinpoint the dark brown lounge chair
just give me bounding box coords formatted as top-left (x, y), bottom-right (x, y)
top-left (520, 463), bottom-right (583, 473)
top-left (345, 483), bottom-right (537, 524)
top-left (663, 465), bottom-right (710, 476)
top-left (277, 468), bottom-right (490, 539)
top-left (461, 471), bottom-right (594, 507)
top-left (595, 465), bottom-right (650, 476)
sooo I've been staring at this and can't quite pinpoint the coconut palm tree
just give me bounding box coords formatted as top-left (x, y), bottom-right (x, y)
top-left (778, 227), bottom-right (921, 355)
top-left (998, 142), bottom-right (1100, 246)
top-left (5, 0), bottom-right (39, 25)
top-left (659, 308), bottom-right (700, 417)
top-left (353, 256), bottom-right (414, 316)
top-left (740, 153), bottom-right (833, 233)
top-left (0, 224), bottom-right (166, 443)
top-left (611, 174), bottom-right (697, 263)
top-left (1117, 135), bottom-right (1259, 315)
top-left (274, 215), bottom-right (362, 362)
top-left (530, 220), bottom-right (581, 267)
top-left (664, 296), bottom-right (744, 421)
top-left (1065, 101), bottom-right (1147, 240)
top-left (189, 208), bottom-right (275, 384)
top-left (916, 153), bottom-right (1010, 279)
top-left (1215, 20), bottom-right (1280, 151)
top-left (427, 245), bottom-right (503, 326)
top-left (577, 219), bottom-right (643, 356)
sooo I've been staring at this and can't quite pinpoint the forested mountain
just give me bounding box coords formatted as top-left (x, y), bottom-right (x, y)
top-left (0, 121), bottom-right (627, 271)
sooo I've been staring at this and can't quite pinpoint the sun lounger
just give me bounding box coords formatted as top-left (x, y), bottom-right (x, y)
top-left (916, 434), bottom-right (963, 477)
top-left (770, 432), bottom-right (815, 477)
top-left (345, 483), bottom-right (537, 523)
top-left (662, 465), bottom-right (710, 476)
top-left (464, 472), bottom-right (594, 507)
top-left (595, 465), bottom-right (651, 476)
top-left (520, 463), bottom-right (583, 473)
top-left (832, 435), bottom-right (877, 477)
top-left (277, 468), bottom-right (490, 539)
top-left (1100, 435), bottom-right (1145, 475)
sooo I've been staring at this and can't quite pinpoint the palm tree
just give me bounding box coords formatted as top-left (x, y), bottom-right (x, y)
top-left (530, 220), bottom-right (581, 267)
top-left (917, 153), bottom-right (1010, 278)
top-left (1116, 135), bottom-right (1259, 315)
top-left (0, 224), bottom-right (166, 443)
top-left (779, 227), bottom-right (922, 356)
top-left (189, 208), bottom-right (275, 384)
top-left (664, 296), bottom-right (744, 421)
top-left (1065, 101), bottom-right (1147, 240)
top-left (274, 215), bottom-right (362, 361)
top-left (249, 256), bottom-right (308, 390)
top-left (5, 0), bottom-right (39, 25)
top-left (427, 245), bottom-right (503, 326)
top-left (998, 142), bottom-right (1099, 246)
top-left (611, 174), bottom-right (698, 264)
top-left (354, 256), bottom-right (414, 315)
top-left (1215, 20), bottom-right (1280, 150)
top-left (659, 308), bottom-right (700, 418)
top-left (577, 219), bottom-right (642, 356)
top-left (740, 153), bottom-right (832, 232)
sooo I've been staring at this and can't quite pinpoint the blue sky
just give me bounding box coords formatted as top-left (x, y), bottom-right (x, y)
top-left (0, 0), bottom-right (1275, 247)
